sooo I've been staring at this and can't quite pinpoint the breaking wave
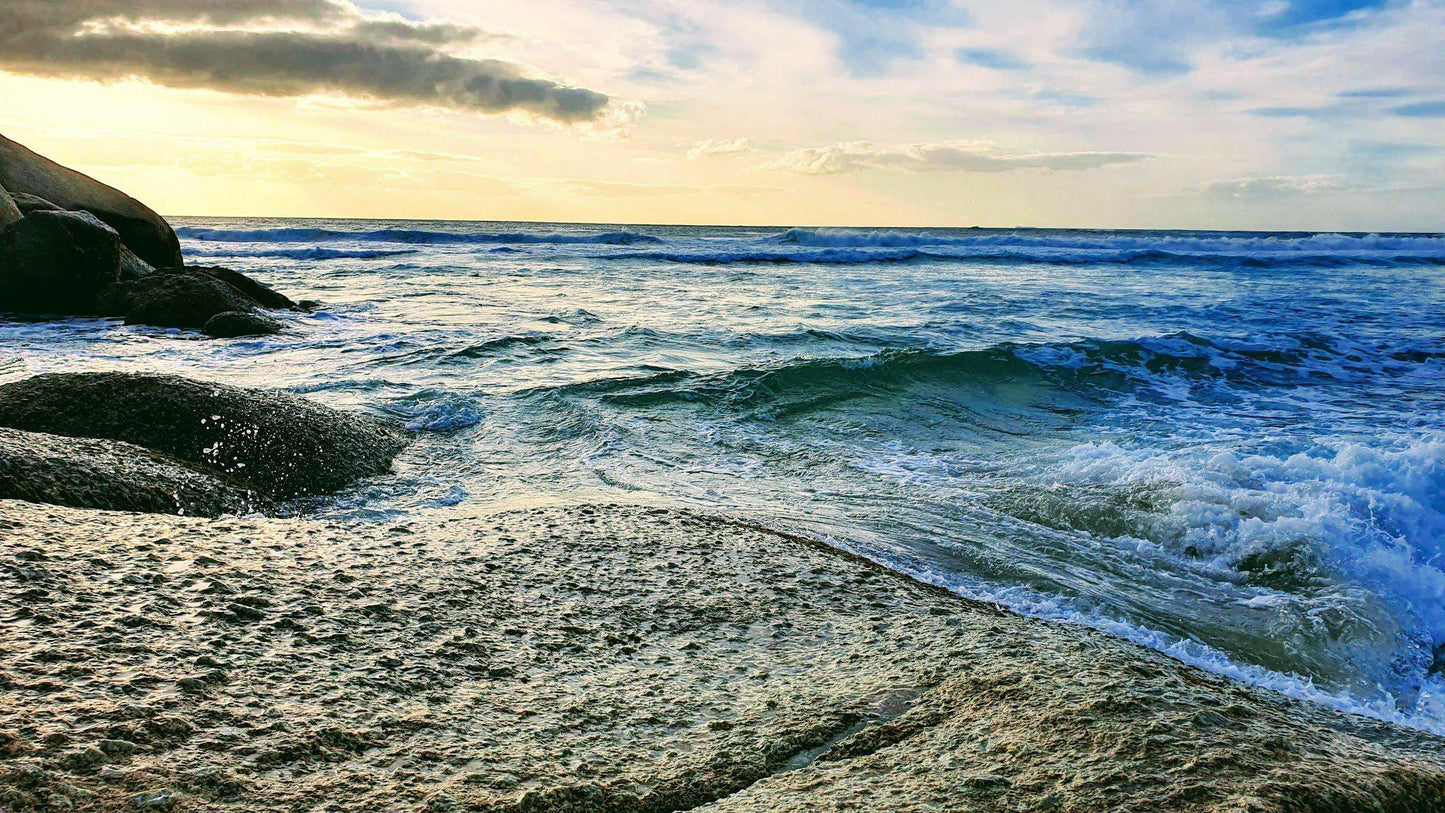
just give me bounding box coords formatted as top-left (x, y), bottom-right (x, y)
top-left (535, 331), bottom-right (1445, 413)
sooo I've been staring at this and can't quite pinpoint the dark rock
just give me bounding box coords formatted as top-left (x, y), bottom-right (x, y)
top-left (11, 191), bottom-right (153, 281)
top-left (0, 426), bottom-right (267, 517)
top-left (119, 246), bottom-right (155, 282)
top-left (106, 269), bottom-right (258, 329)
top-left (297, 299), bottom-right (321, 311)
top-left (0, 210), bottom-right (120, 314)
top-left (0, 134), bottom-right (183, 268)
top-left (0, 184), bottom-right (19, 228)
top-left (175, 266), bottom-right (296, 310)
top-left (0, 373), bottom-right (410, 500)
top-left (8, 191), bottom-right (61, 215)
top-left (203, 310), bottom-right (283, 339)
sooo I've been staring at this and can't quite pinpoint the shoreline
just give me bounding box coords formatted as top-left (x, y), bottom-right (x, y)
top-left (5, 499), bottom-right (1444, 812)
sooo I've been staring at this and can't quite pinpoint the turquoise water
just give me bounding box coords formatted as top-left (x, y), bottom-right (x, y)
top-left (7, 219), bottom-right (1445, 732)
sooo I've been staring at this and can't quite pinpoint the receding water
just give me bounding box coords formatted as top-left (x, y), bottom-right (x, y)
top-left (7, 218), bottom-right (1445, 732)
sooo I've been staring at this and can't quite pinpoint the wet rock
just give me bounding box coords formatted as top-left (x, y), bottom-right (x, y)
top-left (104, 269), bottom-right (259, 329)
top-left (0, 372), bottom-right (409, 500)
top-left (182, 265), bottom-right (296, 311)
top-left (0, 210), bottom-right (121, 314)
top-left (204, 310), bottom-right (283, 339)
top-left (0, 426), bottom-right (267, 517)
top-left (0, 133), bottom-right (182, 268)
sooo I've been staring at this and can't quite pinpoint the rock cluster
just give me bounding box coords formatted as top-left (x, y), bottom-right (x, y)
top-left (0, 133), bottom-right (296, 337)
top-left (0, 135), bottom-right (405, 518)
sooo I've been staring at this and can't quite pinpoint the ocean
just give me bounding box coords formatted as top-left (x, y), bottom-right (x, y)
top-left (7, 218), bottom-right (1445, 734)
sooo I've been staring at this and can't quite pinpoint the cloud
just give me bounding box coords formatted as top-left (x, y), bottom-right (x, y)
top-left (1200, 175), bottom-right (1360, 199)
top-left (1393, 101), bottom-right (1445, 117)
top-left (768, 140), bottom-right (1151, 175)
top-left (955, 47), bottom-right (1030, 71)
top-left (1077, 0), bottom-right (1393, 76)
top-left (0, 0), bottom-right (620, 125)
top-left (686, 137), bottom-right (754, 160)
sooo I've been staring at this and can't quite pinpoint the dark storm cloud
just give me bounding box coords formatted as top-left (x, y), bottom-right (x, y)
top-left (0, 1), bottom-right (611, 123)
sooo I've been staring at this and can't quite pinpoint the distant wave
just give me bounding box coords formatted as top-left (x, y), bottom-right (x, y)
top-left (187, 246), bottom-right (420, 261)
top-left (606, 245), bottom-right (1444, 268)
top-left (607, 248), bottom-right (938, 265)
top-left (775, 227), bottom-right (1445, 255)
top-left (178, 226), bottom-right (663, 246)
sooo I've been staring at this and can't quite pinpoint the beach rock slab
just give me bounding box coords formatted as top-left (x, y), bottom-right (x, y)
top-left (0, 372), bottom-right (408, 500)
top-left (203, 310), bottom-right (283, 339)
top-left (0, 133), bottom-right (182, 268)
top-left (0, 427), bottom-right (266, 517)
top-left (0, 210), bottom-right (121, 314)
top-left (1, 501), bottom-right (1442, 813)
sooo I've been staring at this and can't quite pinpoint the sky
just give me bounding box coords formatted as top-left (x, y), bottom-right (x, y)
top-left (0, 0), bottom-right (1442, 230)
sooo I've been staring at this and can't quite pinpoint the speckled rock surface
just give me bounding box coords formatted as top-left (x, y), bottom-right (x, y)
top-left (0, 373), bottom-right (409, 501)
top-left (0, 428), bottom-right (268, 517)
top-left (2, 501), bottom-right (1442, 812)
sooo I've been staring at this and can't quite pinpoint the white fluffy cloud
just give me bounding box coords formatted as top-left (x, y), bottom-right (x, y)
top-left (687, 137), bottom-right (756, 159)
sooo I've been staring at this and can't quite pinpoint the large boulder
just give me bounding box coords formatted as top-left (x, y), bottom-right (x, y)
top-left (0, 426), bottom-right (267, 517)
top-left (204, 310), bottom-right (283, 338)
top-left (183, 265), bottom-right (297, 310)
top-left (104, 268), bottom-right (259, 328)
top-left (0, 373), bottom-right (409, 501)
top-left (0, 134), bottom-right (183, 268)
top-left (8, 190), bottom-right (154, 281)
top-left (0, 210), bottom-right (121, 314)
top-left (0, 184), bottom-right (19, 228)
top-left (8, 190), bottom-right (61, 216)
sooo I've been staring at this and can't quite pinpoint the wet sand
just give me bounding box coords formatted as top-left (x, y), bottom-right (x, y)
top-left (3, 499), bottom-right (1444, 812)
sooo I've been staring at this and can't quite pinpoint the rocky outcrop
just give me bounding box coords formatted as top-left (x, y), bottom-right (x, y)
top-left (0, 134), bottom-right (182, 268)
top-left (0, 373), bottom-right (408, 501)
top-left (0, 184), bottom-right (19, 228)
top-left (11, 191), bottom-right (156, 282)
top-left (186, 264), bottom-right (297, 310)
top-left (103, 268), bottom-right (261, 329)
top-left (102, 266), bottom-right (298, 330)
top-left (0, 138), bottom-right (303, 332)
top-left (204, 310), bottom-right (283, 338)
top-left (0, 427), bottom-right (267, 517)
top-left (0, 210), bottom-right (120, 314)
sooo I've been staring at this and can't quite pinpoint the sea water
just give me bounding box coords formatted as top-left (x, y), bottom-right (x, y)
top-left (6, 219), bottom-right (1445, 733)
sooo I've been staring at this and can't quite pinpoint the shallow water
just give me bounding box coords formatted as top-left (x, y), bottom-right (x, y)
top-left (6, 219), bottom-right (1445, 732)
